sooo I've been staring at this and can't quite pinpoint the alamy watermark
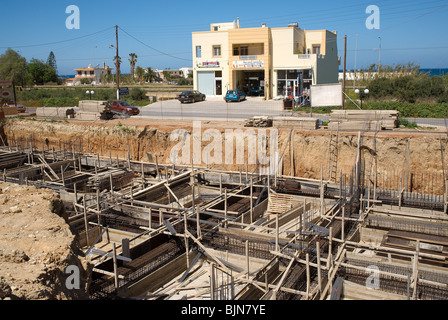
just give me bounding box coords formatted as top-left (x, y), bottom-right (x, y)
top-left (65, 265), bottom-right (80, 290)
top-left (366, 5), bottom-right (380, 30)
top-left (366, 265), bottom-right (380, 290)
top-left (66, 5), bottom-right (80, 30)
top-left (169, 121), bottom-right (279, 176)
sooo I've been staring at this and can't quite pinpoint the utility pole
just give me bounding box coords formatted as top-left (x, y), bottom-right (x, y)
top-left (342, 35), bottom-right (347, 110)
top-left (353, 34), bottom-right (358, 90)
top-left (378, 36), bottom-right (381, 78)
top-left (115, 25), bottom-right (120, 100)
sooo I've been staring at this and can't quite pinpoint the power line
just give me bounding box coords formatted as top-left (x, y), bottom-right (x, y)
top-left (118, 27), bottom-right (191, 62)
top-left (0, 27), bottom-right (114, 49)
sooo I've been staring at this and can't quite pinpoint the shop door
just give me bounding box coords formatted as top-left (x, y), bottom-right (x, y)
top-left (197, 71), bottom-right (215, 96)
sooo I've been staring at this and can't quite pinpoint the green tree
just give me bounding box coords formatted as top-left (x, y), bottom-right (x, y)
top-left (135, 66), bottom-right (144, 83)
top-left (143, 67), bottom-right (156, 83)
top-left (27, 58), bottom-right (58, 85)
top-left (129, 53), bottom-right (138, 80)
top-left (0, 48), bottom-right (29, 86)
top-left (46, 51), bottom-right (57, 74)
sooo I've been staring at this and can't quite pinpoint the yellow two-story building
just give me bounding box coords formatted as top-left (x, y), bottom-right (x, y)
top-left (192, 20), bottom-right (339, 99)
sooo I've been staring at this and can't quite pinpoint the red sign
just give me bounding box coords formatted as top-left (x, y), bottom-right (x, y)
top-left (0, 88), bottom-right (12, 98)
top-left (0, 81), bottom-right (11, 86)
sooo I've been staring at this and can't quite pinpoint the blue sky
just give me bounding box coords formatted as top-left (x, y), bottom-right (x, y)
top-left (1, 0), bottom-right (448, 74)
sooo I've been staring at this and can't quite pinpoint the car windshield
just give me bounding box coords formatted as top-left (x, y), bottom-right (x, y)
top-left (227, 90), bottom-right (235, 94)
top-left (119, 101), bottom-right (131, 106)
top-left (181, 91), bottom-right (192, 95)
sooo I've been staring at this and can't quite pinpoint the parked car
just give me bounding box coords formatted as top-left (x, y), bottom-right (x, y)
top-left (178, 90), bottom-right (206, 103)
top-left (107, 100), bottom-right (140, 115)
top-left (225, 89), bottom-right (246, 102)
top-left (6, 100), bottom-right (26, 113)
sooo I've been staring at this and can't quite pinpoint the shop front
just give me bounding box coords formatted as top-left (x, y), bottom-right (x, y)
top-left (276, 69), bottom-right (312, 98)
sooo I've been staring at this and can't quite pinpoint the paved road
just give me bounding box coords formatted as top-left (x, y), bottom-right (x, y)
top-left (22, 101), bottom-right (448, 129)
top-left (135, 98), bottom-right (448, 128)
top-left (135, 97), bottom-right (290, 121)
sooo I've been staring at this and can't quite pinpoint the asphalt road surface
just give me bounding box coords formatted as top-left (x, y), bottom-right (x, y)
top-left (20, 101), bottom-right (448, 129)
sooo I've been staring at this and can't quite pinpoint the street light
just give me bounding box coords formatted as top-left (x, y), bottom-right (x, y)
top-left (86, 90), bottom-right (94, 100)
top-left (378, 36), bottom-right (381, 75)
top-left (354, 88), bottom-right (369, 109)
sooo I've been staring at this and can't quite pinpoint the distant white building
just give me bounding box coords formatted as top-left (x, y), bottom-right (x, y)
top-left (66, 62), bottom-right (113, 86)
top-left (179, 67), bottom-right (193, 78)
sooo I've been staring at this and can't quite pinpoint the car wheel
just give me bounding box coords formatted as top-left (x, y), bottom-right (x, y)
top-left (202, 96), bottom-right (205, 101)
top-left (121, 109), bottom-right (126, 114)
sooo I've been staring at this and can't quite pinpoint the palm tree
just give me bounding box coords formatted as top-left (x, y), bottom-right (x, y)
top-left (135, 66), bottom-right (144, 83)
top-left (144, 67), bottom-right (156, 83)
top-left (129, 53), bottom-right (138, 80)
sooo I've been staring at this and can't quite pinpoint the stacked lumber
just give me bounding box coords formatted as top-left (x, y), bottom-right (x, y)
top-left (329, 110), bottom-right (398, 131)
top-left (78, 100), bottom-right (110, 113)
top-left (76, 100), bottom-right (111, 121)
top-left (36, 107), bottom-right (75, 119)
top-left (0, 106), bottom-right (18, 116)
top-left (75, 112), bottom-right (103, 121)
top-left (272, 116), bottom-right (319, 129)
top-left (244, 116), bottom-right (273, 127)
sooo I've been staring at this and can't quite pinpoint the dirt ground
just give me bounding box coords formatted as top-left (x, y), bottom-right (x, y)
top-left (0, 182), bottom-right (89, 300)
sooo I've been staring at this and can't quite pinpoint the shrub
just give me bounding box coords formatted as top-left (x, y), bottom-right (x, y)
top-left (129, 87), bottom-right (147, 101)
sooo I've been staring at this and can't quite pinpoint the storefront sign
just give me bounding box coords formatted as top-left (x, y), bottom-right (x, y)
top-left (198, 61), bottom-right (220, 68)
top-left (240, 55), bottom-right (257, 60)
top-left (232, 60), bottom-right (264, 69)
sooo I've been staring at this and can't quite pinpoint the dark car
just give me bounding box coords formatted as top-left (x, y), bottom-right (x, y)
top-left (7, 100), bottom-right (26, 113)
top-left (225, 89), bottom-right (246, 102)
top-left (178, 90), bottom-right (206, 103)
top-left (108, 101), bottom-right (140, 115)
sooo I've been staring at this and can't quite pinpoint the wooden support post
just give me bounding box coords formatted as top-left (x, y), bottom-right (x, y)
top-left (141, 162), bottom-right (145, 188)
top-left (184, 211), bottom-right (190, 268)
top-left (224, 188), bottom-right (228, 225)
top-left (109, 174), bottom-right (114, 196)
top-left (405, 138), bottom-right (410, 192)
top-left (246, 240), bottom-right (250, 279)
top-left (83, 196), bottom-right (90, 246)
top-left (306, 253), bottom-right (310, 299)
top-left (73, 182), bottom-right (78, 203)
top-left (148, 208), bottom-right (152, 230)
top-left (155, 155), bottom-right (160, 181)
top-left (412, 240), bottom-right (420, 300)
top-left (320, 164), bottom-right (324, 217)
top-left (250, 176), bottom-right (254, 224)
top-left (316, 241), bottom-right (322, 294)
top-left (61, 165), bottom-right (65, 186)
top-left (210, 262), bottom-right (215, 300)
top-left (219, 173), bottom-right (222, 194)
top-left (196, 205), bottom-right (201, 239)
top-left (327, 227), bottom-right (333, 270)
top-left (341, 207), bottom-right (345, 242)
top-left (275, 214), bottom-right (279, 252)
top-left (112, 243), bottom-right (119, 289)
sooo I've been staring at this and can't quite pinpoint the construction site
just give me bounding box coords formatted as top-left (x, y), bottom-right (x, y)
top-left (1, 114), bottom-right (448, 301)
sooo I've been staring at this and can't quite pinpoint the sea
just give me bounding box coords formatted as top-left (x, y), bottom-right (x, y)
top-left (338, 68), bottom-right (448, 77)
top-left (419, 68), bottom-right (448, 77)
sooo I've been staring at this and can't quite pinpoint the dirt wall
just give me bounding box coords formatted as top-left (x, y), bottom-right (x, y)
top-left (3, 118), bottom-right (447, 194)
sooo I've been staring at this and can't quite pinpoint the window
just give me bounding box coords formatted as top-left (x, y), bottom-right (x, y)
top-left (213, 45), bottom-right (221, 57)
top-left (233, 46), bottom-right (239, 56)
top-left (312, 45), bottom-right (321, 55)
top-left (196, 46), bottom-right (202, 58)
top-left (240, 46), bottom-right (249, 56)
